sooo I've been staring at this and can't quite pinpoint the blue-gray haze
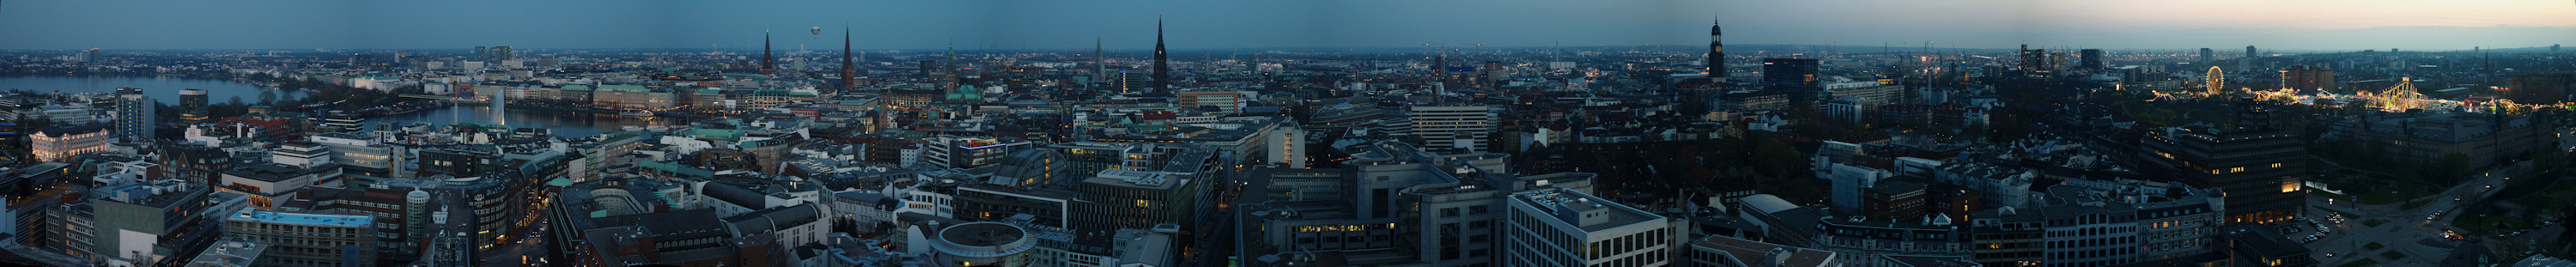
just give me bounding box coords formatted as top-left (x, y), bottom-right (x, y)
top-left (1, 0), bottom-right (2569, 52)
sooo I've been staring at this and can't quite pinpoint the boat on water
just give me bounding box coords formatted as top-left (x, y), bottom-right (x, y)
top-left (619, 110), bottom-right (655, 117)
top-left (621, 125), bottom-right (645, 131)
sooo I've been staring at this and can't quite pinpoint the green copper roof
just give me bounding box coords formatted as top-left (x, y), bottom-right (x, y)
top-left (598, 85), bottom-right (652, 93)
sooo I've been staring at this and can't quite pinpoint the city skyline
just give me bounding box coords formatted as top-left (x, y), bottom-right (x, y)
top-left (0, 1), bottom-right (2572, 266)
top-left (0, 0), bottom-right (2571, 51)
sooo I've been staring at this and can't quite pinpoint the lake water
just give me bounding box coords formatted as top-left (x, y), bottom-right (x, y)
top-left (0, 76), bottom-right (677, 138)
top-left (378, 106), bottom-right (688, 137)
top-left (0, 76), bottom-right (306, 106)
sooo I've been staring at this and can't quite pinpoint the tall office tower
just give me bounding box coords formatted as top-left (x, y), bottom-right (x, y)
top-left (1408, 106), bottom-right (1494, 155)
top-left (111, 88), bottom-right (154, 143)
top-left (1763, 58), bottom-right (1822, 106)
top-left (919, 60), bottom-right (939, 78)
top-left (1482, 60), bottom-right (1506, 82)
top-left (762, 30), bottom-right (776, 76)
top-left (2079, 49), bottom-right (2105, 70)
top-left (488, 46), bottom-right (513, 63)
top-left (2018, 45), bottom-right (2050, 77)
top-left (2245, 46), bottom-right (2257, 58)
top-left (1152, 18), bottom-right (1170, 94)
top-left (179, 89), bottom-right (210, 124)
top-left (77, 48), bottom-right (100, 62)
top-left (1709, 14), bottom-right (1724, 76)
top-left (2281, 64), bottom-right (2336, 93)
top-left (1432, 56), bottom-right (1447, 76)
top-left (2140, 98), bottom-right (2306, 224)
top-left (840, 27), bottom-right (855, 93)
top-left (1502, 188), bottom-right (1677, 267)
top-left (2199, 48), bottom-right (2214, 65)
top-left (474, 46), bottom-right (487, 57)
top-left (2554, 44), bottom-right (2561, 53)
top-left (2206, 66), bottom-right (2226, 93)
top-left (2049, 51), bottom-right (2070, 71)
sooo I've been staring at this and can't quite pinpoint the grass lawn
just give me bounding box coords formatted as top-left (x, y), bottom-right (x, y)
top-left (2383, 251), bottom-right (2409, 260)
top-left (2401, 199), bottom-right (2433, 209)
top-left (2509, 179), bottom-right (2576, 217)
top-left (2365, 220), bottom-right (2387, 227)
top-left (2356, 185), bottom-right (2435, 205)
top-left (2364, 242), bottom-right (2385, 250)
top-left (2336, 258), bottom-right (2380, 267)
top-left (2311, 190), bottom-right (2352, 199)
top-left (2453, 215), bottom-right (2532, 235)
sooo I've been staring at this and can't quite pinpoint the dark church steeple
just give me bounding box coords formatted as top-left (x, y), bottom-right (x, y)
top-left (1152, 17), bottom-right (1170, 94)
top-left (762, 30), bottom-right (775, 76)
top-left (1709, 13), bottom-right (1723, 76)
top-left (840, 27), bottom-right (854, 92)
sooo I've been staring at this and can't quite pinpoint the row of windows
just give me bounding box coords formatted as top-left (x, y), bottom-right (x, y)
top-left (1594, 249), bottom-right (1667, 267)
top-left (1438, 205), bottom-right (1493, 217)
top-left (2047, 226), bottom-right (2136, 237)
top-left (1587, 228), bottom-right (1669, 260)
top-left (2045, 248), bottom-right (2135, 266)
top-left (2047, 236), bottom-right (2136, 249)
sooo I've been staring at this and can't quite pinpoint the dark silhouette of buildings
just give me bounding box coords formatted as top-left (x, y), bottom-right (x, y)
top-left (2078, 49), bottom-right (2104, 71)
top-left (2139, 98), bottom-right (2307, 224)
top-left (2199, 48), bottom-right (2213, 65)
top-left (1763, 58), bottom-right (1820, 106)
top-left (2506, 73), bottom-right (2576, 104)
top-left (2282, 64), bottom-right (2336, 94)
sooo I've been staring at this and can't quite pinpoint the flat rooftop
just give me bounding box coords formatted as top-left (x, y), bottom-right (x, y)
top-left (1515, 188), bottom-right (1661, 233)
top-left (1692, 235), bottom-right (1835, 267)
top-left (228, 208), bottom-right (374, 228)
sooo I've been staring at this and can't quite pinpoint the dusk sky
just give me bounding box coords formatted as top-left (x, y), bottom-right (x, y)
top-left (2, 0), bottom-right (2570, 52)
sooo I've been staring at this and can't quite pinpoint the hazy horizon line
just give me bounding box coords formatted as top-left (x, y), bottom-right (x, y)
top-left (4, 43), bottom-right (2562, 54)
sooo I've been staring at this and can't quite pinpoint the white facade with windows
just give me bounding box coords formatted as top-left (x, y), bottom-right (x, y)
top-left (1504, 188), bottom-right (1675, 267)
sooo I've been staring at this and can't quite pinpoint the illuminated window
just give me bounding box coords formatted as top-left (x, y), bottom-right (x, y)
top-left (2230, 167), bottom-right (2245, 173)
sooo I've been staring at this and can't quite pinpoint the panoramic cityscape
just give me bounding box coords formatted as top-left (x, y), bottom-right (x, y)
top-left (0, 1), bottom-right (2572, 266)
